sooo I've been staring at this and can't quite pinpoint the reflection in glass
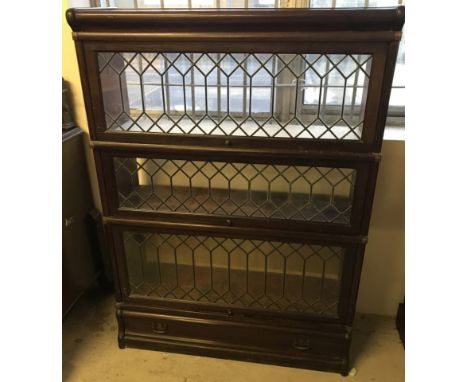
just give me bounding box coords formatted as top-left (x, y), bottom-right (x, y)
top-left (99, 52), bottom-right (373, 140)
top-left (123, 231), bottom-right (344, 317)
top-left (114, 157), bottom-right (356, 224)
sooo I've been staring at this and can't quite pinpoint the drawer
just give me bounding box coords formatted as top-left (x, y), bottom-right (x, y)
top-left (97, 147), bottom-right (378, 234)
top-left (85, 45), bottom-right (390, 153)
top-left (108, 221), bottom-right (364, 324)
top-left (119, 308), bottom-right (350, 373)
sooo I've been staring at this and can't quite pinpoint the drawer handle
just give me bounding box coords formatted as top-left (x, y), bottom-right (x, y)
top-left (152, 321), bottom-right (168, 334)
top-left (292, 337), bottom-right (311, 351)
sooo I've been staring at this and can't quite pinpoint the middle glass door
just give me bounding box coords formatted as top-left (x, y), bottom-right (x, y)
top-left (98, 148), bottom-right (374, 233)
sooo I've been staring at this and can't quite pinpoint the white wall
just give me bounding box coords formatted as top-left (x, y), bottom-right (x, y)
top-left (356, 139), bottom-right (405, 316)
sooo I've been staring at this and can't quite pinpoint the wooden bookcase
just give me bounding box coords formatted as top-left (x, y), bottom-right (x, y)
top-left (67, 7), bottom-right (404, 375)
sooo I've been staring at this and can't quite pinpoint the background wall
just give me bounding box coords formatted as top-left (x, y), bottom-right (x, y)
top-left (63, 1), bottom-right (102, 211)
top-left (62, 1), bottom-right (404, 317)
top-left (356, 139), bottom-right (404, 316)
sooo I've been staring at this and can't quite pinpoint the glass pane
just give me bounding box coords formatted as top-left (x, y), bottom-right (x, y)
top-left (98, 52), bottom-right (373, 140)
top-left (107, 0), bottom-right (281, 8)
top-left (113, 157), bottom-right (356, 224)
top-left (334, 0), bottom-right (366, 6)
top-left (309, 0), bottom-right (334, 6)
top-left (310, 0), bottom-right (401, 7)
top-left (308, 0), bottom-right (405, 114)
top-left (123, 231), bottom-right (344, 317)
top-left (390, 26), bottom-right (405, 109)
top-left (367, 0), bottom-right (401, 6)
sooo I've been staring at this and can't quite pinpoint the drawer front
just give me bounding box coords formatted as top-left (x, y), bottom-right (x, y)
top-left (98, 149), bottom-right (377, 234)
top-left (109, 222), bottom-right (363, 324)
top-left (83, 42), bottom-right (391, 152)
top-left (121, 309), bottom-right (349, 362)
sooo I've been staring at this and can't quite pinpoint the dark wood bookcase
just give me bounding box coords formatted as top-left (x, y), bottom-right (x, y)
top-left (67, 7), bottom-right (404, 375)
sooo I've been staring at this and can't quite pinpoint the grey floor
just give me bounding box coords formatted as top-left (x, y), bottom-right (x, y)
top-left (63, 288), bottom-right (404, 382)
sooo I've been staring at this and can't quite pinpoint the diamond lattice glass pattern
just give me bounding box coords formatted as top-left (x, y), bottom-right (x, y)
top-left (114, 157), bottom-right (356, 224)
top-left (123, 231), bottom-right (344, 316)
top-left (99, 52), bottom-right (372, 140)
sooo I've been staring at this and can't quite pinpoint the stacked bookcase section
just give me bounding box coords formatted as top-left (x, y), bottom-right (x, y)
top-left (68, 7), bottom-right (404, 375)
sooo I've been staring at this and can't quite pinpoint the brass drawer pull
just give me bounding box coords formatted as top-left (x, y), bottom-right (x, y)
top-left (152, 321), bottom-right (168, 334)
top-left (292, 337), bottom-right (311, 351)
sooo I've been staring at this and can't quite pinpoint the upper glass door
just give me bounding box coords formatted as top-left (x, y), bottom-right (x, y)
top-left (98, 52), bottom-right (373, 141)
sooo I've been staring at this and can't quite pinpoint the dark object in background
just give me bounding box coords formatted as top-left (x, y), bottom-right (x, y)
top-left (396, 302), bottom-right (405, 347)
top-left (63, 127), bottom-right (99, 318)
top-left (87, 209), bottom-right (113, 289)
top-left (62, 78), bottom-right (76, 130)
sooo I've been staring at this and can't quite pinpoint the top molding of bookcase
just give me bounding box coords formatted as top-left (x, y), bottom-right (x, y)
top-left (67, 7), bottom-right (405, 42)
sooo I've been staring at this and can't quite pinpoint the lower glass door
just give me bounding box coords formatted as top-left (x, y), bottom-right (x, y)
top-left (119, 229), bottom-right (350, 318)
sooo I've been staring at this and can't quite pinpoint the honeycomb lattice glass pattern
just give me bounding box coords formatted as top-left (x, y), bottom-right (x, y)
top-left (123, 231), bottom-right (344, 317)
top-left (99, 52), bottom-right (372, 140)
top-left (114, 157), bottom-right (356, 224)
